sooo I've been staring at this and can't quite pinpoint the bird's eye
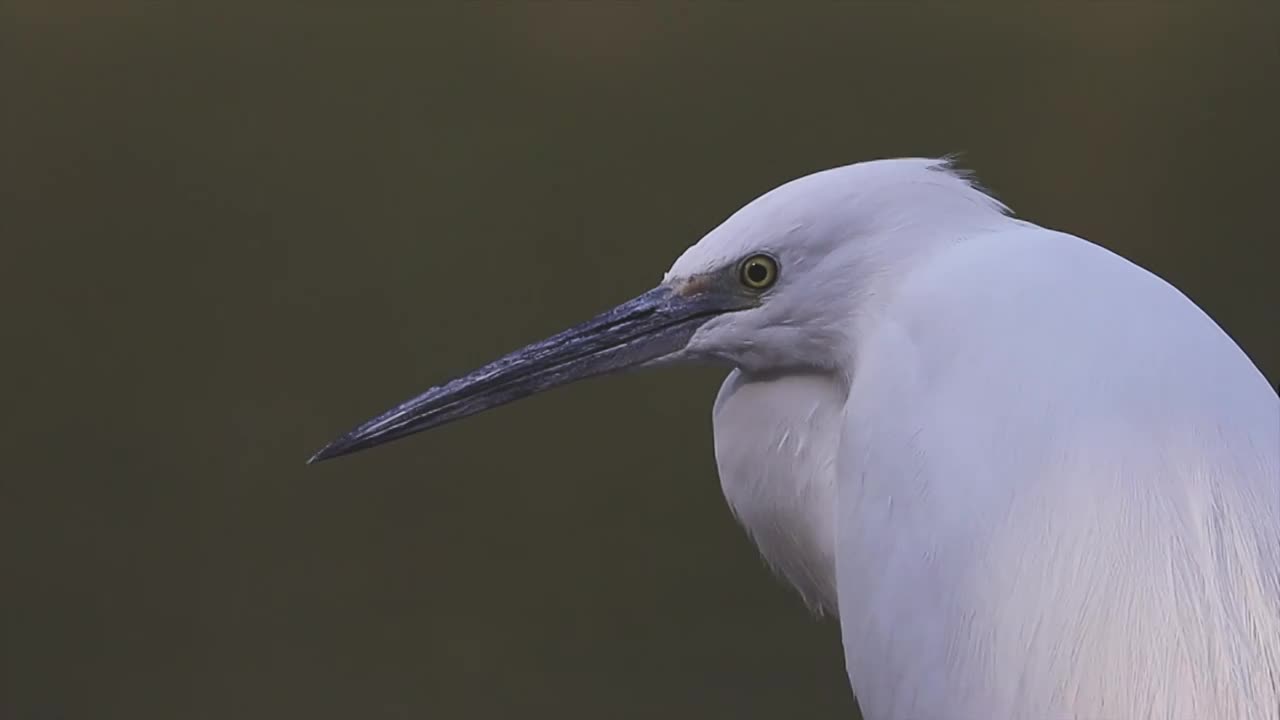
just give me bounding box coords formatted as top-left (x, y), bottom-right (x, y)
top-left (739, 254), bottom-right (779, 290)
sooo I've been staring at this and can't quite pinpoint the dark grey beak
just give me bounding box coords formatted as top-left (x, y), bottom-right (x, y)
top-left (308, 285), bottom-right (734, 463)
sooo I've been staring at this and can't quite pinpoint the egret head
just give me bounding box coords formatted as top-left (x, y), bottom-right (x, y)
top-left (310, 157), bottom-right (1008, 462)
top-left (666, 157), bottom-right (1009, 373)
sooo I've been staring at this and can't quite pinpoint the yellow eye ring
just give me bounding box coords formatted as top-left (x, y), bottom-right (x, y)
top-left (739, 254), bottom-right (779, 290)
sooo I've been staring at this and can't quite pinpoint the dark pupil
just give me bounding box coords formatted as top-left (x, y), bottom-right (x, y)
top-left (746, 261), bottom-right (769, 284)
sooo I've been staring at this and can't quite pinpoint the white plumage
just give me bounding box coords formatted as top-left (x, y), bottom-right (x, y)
top-left (315, 157), bottom-right (1279, 719)
top-left (670, 158), bottom-right (1279, 718)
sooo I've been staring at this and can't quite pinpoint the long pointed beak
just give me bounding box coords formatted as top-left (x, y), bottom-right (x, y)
top-left (309, 284), bottom-right (735, 463)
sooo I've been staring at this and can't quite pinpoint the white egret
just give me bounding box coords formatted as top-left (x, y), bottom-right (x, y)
top-left (312, 158), bottom-right (1280, 719)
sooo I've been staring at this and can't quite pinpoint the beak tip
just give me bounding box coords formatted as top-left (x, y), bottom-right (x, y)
top-left (307, 440), bottom-right (346, 465)
top-left (309, 420), bottom-right (388, 463)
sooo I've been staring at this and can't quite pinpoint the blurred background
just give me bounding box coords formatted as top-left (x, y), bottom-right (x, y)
top-left (4, 3), bottom-right (1278, 719)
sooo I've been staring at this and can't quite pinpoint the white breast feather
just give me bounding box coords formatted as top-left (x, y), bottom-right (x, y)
top-left (714, 370), bottom-right (845, 616)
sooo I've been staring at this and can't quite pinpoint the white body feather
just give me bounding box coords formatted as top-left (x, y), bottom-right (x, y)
top-left (680, 160), bottom-right (1280, 718)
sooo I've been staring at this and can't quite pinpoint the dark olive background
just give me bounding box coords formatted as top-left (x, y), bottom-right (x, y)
top-left (4, 3), bottom-right (1278, 719)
